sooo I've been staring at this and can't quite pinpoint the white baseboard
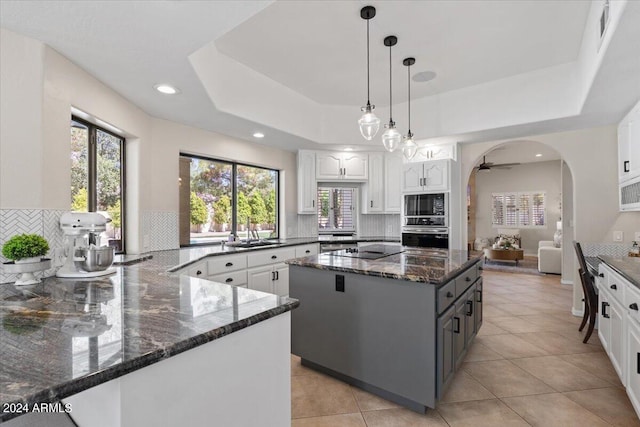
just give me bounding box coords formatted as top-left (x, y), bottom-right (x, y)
top-left (561, 279), bottom-right (573, 285)
top-left (571, 307), bottom-right (584, 317)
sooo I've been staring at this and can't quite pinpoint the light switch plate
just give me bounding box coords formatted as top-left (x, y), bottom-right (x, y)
top-left (635, 232), bottom-right (640, 241)
top-left (613, 231), bottom-right (623, 242)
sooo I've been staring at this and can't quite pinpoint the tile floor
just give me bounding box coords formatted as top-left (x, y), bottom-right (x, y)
top-left (291, 270), bottom-right (640, 426)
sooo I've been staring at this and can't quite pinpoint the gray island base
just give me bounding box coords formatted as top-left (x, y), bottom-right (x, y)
top-left (288, 249), bottom-right (483, 413)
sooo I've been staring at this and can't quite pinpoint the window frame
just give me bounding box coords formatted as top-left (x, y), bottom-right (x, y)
top-left (71, 115), bottom-right (126, 253)
top-left (181, 153), bottom-right (280, 246)
top-left (491, 191), bottom-right (546, 229)
top-left (317, 186), bottom-right (357, 233)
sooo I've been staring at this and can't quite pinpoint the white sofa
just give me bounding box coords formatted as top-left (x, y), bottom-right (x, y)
top-left (538, 240), bottom-right (562, 274)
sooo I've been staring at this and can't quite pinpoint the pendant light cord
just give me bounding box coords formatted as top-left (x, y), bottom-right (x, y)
top-left (407, 63), bottom-right (411, 133)
top-left (366, 19), bottom-right (370, 104)
top-left (389, 43), bottom-right (393, 122)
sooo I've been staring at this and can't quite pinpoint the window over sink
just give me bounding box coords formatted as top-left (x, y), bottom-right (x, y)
top-left (180, 154), bottom-right (279, 246)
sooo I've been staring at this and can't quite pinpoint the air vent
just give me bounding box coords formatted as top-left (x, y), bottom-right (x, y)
top-left (620, 178), bottom-right (640, 211)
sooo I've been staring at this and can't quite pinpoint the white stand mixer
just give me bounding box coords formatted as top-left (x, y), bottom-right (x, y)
top-left (56, 212), bottom-right (116, 278)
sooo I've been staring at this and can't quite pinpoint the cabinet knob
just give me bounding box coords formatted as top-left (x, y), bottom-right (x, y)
top-left (225, 262), bottom-right (233, 267)
top-left (446, 291), bottom-right (454, 298)
top-left (630, 303), bottom-right (639, 311)
top-left (196, 270), bottom-right (202, 275)
top-left (225, 278), bottom-right (233, 283)
top-left (478, 266), bottom-right (484, 271)
top-left (305, 250), bottom-right (310, 254)
top-left (610, 284), bottom-right (617, 290)
top-left (465, 277), bottom-right (471, 282)
top-left (271, 255), bottom-right (277, 259)
top-left (599, 273), bottom-right (604, 278)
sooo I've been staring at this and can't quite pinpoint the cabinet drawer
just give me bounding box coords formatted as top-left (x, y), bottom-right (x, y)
top-left (295, 244), bottom-right (318, 258)
top-left (455, 265), bottom-right (478, 298)
top-left (209, 270), bottom-right (247, 287)
top-left (248, 247), bottom-right (297, 267)
top-left (438, 280), bottom-right (457, 314)
top-left (186, 262), bottom-right (207, 278)
top-left (626, 280), bottom-right (640, 326)
top-left (606, 269), bottom-right (625, 304)
top-left (207, 254), bottom-right (247, 274)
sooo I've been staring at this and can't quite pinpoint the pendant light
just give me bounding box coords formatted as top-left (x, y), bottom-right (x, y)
top-left (358, 6), bottom-right (380, 141)
top-left (381, 35), bottom-right (402, 152)
top-left (402, 57), bottom-right (418, 160)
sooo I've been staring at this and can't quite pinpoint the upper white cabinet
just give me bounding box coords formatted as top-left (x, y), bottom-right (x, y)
top-left (298, 150), bottom-right (317, 214)
top-left (362, 153), bottom-right (402, 214)
top-left (402, 160), bottom-right (449, 193)
top-left (619, 100), bottom-right (640, 182)
top-left (384, 155), bottom-right (402, 213)
top-left (316, 152), bottom-right (368, 181)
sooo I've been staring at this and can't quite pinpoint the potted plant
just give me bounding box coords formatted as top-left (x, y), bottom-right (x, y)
top-left (2, 234), bottom-right (50, 264)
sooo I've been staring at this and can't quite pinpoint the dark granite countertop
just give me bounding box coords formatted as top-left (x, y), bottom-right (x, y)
top-left (0, 250), bottom-right (299, 422)
top-left (599, 255), bottom-right (640, 288)
top-left (287, 247), bottom-right (482, 285)
top-left (585, 256), bottom-right (602, 277)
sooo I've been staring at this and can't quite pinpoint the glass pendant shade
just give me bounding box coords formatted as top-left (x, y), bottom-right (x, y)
top-left (358, 104), bottom-right (381, 140)
top-left (402, 133), bottom-right (418, 160)
top-left (382, 122), bottom-right (402, 152)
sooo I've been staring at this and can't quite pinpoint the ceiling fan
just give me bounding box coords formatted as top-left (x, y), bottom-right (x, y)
top-left (474, 155), bottom-right (521, 171)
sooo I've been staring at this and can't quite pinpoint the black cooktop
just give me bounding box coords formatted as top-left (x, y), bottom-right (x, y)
top-left (330, 244), bottom-right (404, 260)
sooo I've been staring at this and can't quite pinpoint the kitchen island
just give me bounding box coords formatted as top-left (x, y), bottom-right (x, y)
top-left (0, 250), bottom-right (298, 427)
top-left (287, 245), bottom-right (483, 413)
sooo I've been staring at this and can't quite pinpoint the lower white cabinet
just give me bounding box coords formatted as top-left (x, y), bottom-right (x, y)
top-left (248, 262), bottom-right (289, 296)
top-left (598, 289), bottom-right (612, 353)
top-left (627, 319), bottom-right (640, 412)
top-left (610, 295), bottom-right (625, 382)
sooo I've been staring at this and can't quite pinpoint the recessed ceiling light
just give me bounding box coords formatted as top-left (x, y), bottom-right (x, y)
top-left (535, 153), bottom-right (543, 157)
top-left (154, 84), bottom-right (179, 95)
top-left (412, 71), bottom-right (437, 83)
top-left (253, 132), bottom-right (265, 138)
top-left (344, 147), bottom-right (353, 151)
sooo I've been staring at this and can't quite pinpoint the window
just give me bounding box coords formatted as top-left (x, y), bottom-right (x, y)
top-left (492, 192), bottom-right (545, 228)
top-left (317, 187), bottom-right (356, 232)
top-left (182, 154), bottom-right (279, 245)
top-left (70, 117), bottom-right (125, 252)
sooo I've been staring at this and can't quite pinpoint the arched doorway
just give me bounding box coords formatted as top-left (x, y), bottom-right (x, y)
top-left (462, 139), bottom-right (575, 290)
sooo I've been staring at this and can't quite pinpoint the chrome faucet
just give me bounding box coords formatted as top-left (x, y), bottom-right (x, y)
top-left (246, 216), bottom-right (252, 242)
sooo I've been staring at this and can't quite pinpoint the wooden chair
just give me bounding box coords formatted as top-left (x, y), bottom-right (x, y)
top-left (573, 241), bottom-right (597, 343)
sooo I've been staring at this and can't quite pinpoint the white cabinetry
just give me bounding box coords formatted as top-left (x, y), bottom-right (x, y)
top-left (362, 153), bottom-right (402, 214)
top-left (316, 152), bottom-right (368, 181)
top-left (627, 318), bottom-right (640, 413)
top-left (402, 160), bottom-right (449, 193)
top-left (618, 100), bottom-right (640, 182)
top-left (298, 150), bottom-right (317, 214)
top-left (247, 247), bottom-right (296, 296)
top-left (597, 265), bottom-right (626, 383)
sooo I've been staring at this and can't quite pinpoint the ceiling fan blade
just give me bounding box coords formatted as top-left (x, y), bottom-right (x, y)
top-left (492, 162), bottom-right (521, 167)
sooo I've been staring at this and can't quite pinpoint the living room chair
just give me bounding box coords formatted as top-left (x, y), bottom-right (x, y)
top-left (538, 241), bottom-right (561, 274)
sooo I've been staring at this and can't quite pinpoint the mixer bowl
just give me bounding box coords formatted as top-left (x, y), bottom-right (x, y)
top-left (74, 246), bottom-right (114, 272)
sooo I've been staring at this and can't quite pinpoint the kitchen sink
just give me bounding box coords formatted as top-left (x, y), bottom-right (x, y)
top-left (227, 240), bottom-right (278, 248)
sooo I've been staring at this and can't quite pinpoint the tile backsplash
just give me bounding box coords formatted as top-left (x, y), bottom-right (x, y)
top-left (582, 242), bottom-right (631, 258)
top-left (0, 209), bottom-right (66, 283)
top-left (294, 213), bottom-right (401, 239)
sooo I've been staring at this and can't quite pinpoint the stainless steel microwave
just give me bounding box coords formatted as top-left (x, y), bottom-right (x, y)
top-left (404, 193), bottom-right (448, 217)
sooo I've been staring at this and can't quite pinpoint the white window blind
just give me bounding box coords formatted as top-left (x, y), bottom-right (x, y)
top-left (492, 192), bottom-right (545, 228)
top-left (317, 187), bottom-right (355, 232)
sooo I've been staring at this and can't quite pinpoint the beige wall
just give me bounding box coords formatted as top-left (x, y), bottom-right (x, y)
top-left (0, 29), bottom-right (298, 252)
top-left (474, 160), bottom-right (562, 255)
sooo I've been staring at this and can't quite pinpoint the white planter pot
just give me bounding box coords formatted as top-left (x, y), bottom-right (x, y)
top-left (15, 256), bottom-right (43, 264)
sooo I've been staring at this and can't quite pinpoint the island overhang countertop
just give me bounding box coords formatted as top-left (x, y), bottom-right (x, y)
top-left (286, 246), bottom-right (483, 285)
top-left (0, 249), bottom-right (298, 423)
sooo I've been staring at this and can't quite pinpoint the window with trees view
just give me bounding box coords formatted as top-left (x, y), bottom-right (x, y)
top-left (70, 117), bottom-right (125, 252)
top-left (184, 155), bottom-right (278, 245)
